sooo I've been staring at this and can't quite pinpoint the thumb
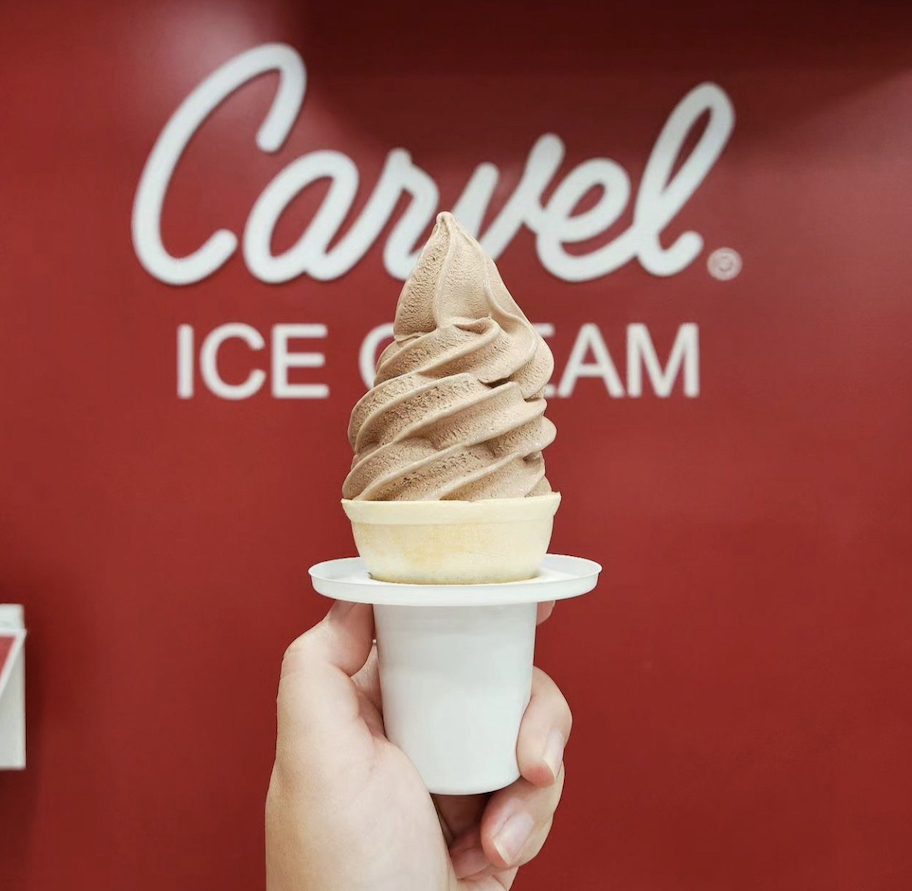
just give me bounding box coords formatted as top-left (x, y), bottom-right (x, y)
top-left (274, 601), bottom-right (375, 781)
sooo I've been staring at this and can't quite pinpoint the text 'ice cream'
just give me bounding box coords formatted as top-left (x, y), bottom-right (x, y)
top-left (343, 212), bottom-right (556, 501)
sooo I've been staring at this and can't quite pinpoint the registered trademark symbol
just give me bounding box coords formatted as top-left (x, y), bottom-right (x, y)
top-left (707, 247), bottom-right (742, 281)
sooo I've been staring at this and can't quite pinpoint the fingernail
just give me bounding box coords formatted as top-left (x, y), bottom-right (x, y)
top-left (542, 729), bottom-right (565, 779)
top-left (451, 846), bottom-right (489, 879)
top-left (493, 812), bottom-right (535, 865)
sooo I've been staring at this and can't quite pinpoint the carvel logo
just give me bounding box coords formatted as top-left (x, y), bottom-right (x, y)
top-left (132, 43), bottom-right (737, 400)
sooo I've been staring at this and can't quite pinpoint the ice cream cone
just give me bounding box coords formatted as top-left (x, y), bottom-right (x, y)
top-left (341, 492), bottom-right (560, 585)
top-left (330, 215), bottom-right (583, 793)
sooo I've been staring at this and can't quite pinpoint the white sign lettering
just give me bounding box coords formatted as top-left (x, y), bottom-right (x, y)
top-left (177, 322), bottom-right (328, 400)
top-left (627, 323), bottom-right (700, 397)
top-left (134, 43), bottom-right (734, 286)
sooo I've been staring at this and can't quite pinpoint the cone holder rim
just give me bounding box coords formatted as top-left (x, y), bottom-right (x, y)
top-left (309, 554), bottom-right (601, 606)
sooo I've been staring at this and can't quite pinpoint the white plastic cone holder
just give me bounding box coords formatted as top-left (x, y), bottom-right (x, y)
top-left (309, 555), bottom-right (600, 795)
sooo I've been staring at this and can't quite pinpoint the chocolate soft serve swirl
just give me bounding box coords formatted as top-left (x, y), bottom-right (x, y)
top-left (343, 212), bottom-right (555, 501)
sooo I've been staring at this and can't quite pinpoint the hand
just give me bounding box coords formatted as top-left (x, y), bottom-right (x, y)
top-left (266, 600), bottom-right (572, 891)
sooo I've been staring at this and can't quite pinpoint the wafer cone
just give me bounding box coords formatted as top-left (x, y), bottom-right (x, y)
top-left (341, 493), bottom-right (561, 584)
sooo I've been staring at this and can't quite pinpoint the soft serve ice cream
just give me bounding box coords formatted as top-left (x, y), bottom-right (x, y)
top-left (341, 211), bottom-right (560, 583)
top-left (344, 212), bottom-right (555, 502)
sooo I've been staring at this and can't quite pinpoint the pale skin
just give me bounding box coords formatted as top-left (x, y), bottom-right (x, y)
top-left (266, 599), bottom-right (572, 891)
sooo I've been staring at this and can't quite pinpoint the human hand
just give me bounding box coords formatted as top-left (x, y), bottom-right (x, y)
top-left (266, 600), bottom-right (572, 891)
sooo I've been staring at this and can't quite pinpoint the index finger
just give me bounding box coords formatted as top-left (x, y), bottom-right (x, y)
top-left (536, 601), bottom-right (555, 625)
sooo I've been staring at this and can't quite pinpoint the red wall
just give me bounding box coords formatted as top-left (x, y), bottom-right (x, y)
top-left (2, 1), bottom-right (911, 888)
